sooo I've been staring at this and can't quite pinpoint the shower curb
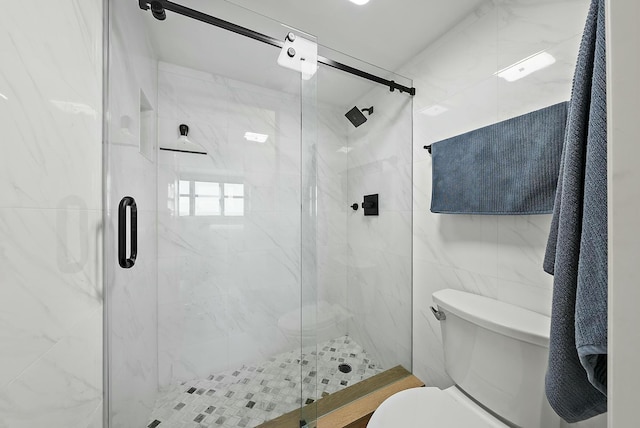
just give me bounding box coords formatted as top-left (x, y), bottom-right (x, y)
top-left (257, 365), bottom-right (423, 428)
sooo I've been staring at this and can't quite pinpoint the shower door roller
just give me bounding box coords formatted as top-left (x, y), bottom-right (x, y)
top-left (118, 196), bottom-right (138, 269)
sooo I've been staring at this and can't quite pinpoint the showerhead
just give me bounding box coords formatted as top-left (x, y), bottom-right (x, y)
top-left (345, 106), bottom-right (374, 128)
top-left (150, 1), bottom-right (166, 20)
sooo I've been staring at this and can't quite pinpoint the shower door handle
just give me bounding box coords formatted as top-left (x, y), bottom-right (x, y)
top-left (118, 196), bottom-right (137, 269)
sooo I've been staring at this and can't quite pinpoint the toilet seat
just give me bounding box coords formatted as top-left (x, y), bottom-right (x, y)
top-left (367, 387), bottom-right (509, 428)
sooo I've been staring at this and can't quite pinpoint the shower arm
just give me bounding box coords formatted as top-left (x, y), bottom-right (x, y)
top-left (138, 0), bottom-right (416, 96)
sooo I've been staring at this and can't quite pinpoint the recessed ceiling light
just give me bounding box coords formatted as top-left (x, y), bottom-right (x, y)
top-left (419, 105), bottom-right (449, 117)
top-left (349, 0), bottom-right (370, 5)
top-left (495, 51), bottom-right (556, 82)
top-left (244, 132), bottom-right (269, 143)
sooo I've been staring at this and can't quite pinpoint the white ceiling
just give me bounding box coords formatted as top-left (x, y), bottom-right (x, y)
top-left (142, 0), bottom-right (486, 106)
top-left (225, 0), bottom-right (486, 72)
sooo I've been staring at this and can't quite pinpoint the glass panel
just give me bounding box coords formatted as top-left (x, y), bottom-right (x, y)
top-left (300, 31), bottom-right (319, 428)
top-left (106, 1), bottom-right (159, 426)
top-left (312, 45), bottom-right (414, 417)
top-left (106, 0), bottom-right (317, 427)
top-left (108, 0), bottom-right (412, 426)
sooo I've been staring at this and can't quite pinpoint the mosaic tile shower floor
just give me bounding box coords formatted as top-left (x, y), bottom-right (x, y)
top-left (147, 336), bottom-right (383, 428)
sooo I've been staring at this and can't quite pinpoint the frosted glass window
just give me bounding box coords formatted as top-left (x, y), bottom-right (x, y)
top-left (195, 181), bottom-right (220, 197)
top-left (179, 180), bottom-right (190, 194)
top-left (194, 181), bottom-right (221, 216)
top-left (178, 180), bottom-right (191, 216)
top-left (224, 183), bottom-right (244, 197)
top-left (224, 198), bottom-right (244, 216)
top-left (179, 179), bottom-right (244, 217)
top-left (179, 197), bottom-right (190, 216)
top-left (195, 196), bottom-right (221, 216)
top-left (223, 183), bottom-right (244, 216)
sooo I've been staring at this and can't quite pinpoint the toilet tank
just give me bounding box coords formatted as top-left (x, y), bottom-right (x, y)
top-left (433, 289), bottom-right (560, 428)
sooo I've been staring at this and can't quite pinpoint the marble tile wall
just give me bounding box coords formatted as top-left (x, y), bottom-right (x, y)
top-left (0, 1), bottom-right (103, 427)
top-left (156, 62), bottom-right (305, 388)
top-left (105, 0), bottom-right (159, 426)
top-left (401, 0), bottom-right (606, 426)
top-left (315, 96), bottom-right (349, 338)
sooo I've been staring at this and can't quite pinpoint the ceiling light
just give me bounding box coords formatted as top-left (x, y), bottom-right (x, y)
top-left (495, 51), bottom-right (556, 82)
top-left (349, 0), bottom-right (370, 5)
top-left (0, 93), bottom-right (7, 100)
top-left (244, 132), bottom-right (269, 143)
top-left (419, 105), bottom-right (449, 117)
top-left (337, 146), bottom-right (353, 153)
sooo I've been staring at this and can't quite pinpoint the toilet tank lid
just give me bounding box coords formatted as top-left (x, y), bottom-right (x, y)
top-left (433, 289), bottom-right (550, 348)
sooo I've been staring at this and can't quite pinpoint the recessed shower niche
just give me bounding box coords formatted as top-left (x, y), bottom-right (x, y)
top-left (105, 0), bottom-right (413, 426)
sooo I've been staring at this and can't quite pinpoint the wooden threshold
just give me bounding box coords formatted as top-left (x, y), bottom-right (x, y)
top-left (317, 374), bottom-right (423, 428)
top-left (257, 365), bottom-right (423, 428)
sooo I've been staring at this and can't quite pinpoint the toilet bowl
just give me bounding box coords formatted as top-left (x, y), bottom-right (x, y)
top-left (367, 386), bottom-right (508, 428)
top-left (367, 289), bottom-right (560, 428)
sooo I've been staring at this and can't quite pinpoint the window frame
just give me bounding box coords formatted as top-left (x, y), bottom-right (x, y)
top-left (177, 177), bottom-right (244, 218)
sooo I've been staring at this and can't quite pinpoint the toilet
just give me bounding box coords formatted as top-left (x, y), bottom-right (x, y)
top-left (368, 289), bottom-right (561, 428)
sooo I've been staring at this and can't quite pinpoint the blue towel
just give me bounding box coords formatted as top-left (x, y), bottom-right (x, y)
top-left (543, 0), bottom-right (607, 422)
top-left (430, 102), bottom-right (567, 215)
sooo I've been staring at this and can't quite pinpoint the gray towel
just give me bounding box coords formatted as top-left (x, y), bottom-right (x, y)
top-left (430, 102), bottom-right (567, 215)
top-left (543, 0), bottom-right (607, 422)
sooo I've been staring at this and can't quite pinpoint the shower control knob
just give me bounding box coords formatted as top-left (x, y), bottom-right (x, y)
top-left (350, 203), bottom-right (359, 211)
top-left (287, 47), bottom-right (296, 58)
top-left (285, 32), bottom-right (296, 42)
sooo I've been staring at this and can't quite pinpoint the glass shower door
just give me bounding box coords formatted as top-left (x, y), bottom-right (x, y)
top-left (104, 0), bottom-right (318, 426)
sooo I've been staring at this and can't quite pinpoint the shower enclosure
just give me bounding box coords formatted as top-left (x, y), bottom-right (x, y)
top-left (105, 0), bottom-right (413, 426)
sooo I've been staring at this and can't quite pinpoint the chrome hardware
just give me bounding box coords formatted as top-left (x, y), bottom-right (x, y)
top-left (287, 47), bottom-right (296, 58)
top-left (285, 32), bottom-right (296, 42)
top-left (430, 306), bottom-right (446, 321)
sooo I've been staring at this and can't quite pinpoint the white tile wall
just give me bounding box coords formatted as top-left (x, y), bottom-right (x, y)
top-left (0, 1), bottom-right (103, 427)
top-left (315, 98), bottom-right (349, 339)
top-left (607, 2), bottom-right (640, 426)
top-left (402, 0), bottom-right (606, 426)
